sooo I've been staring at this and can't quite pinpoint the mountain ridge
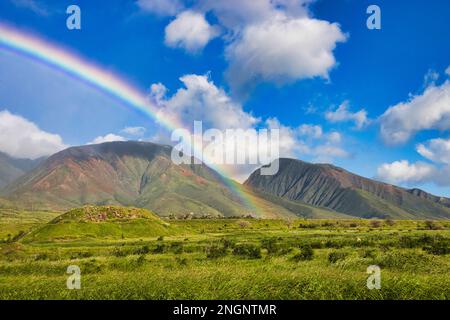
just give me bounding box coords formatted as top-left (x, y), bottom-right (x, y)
top-left (244, 158), bottom-right (450, 219)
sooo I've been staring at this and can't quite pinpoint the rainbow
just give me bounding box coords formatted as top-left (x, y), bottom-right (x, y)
top-left (0, 22), bottom-right (260, 214)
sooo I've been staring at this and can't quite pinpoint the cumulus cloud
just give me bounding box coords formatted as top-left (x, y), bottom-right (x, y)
top-left (266, 118), bottom-right (348, 163)
top-left (225, 15), bottom-right (347, 96)
top-left (325, 101), bottom-right (369, 129)
top-left (445, 65), bottom-right (450, 76)
top-left (380, 80), bottom-right (450, 145)
top-left (88, 133), bottom-right (126, 145)
top-left (152, 74), bottom-right (259, 130)
top-left (148, 0), bottom-right (346, 95)
top-left (137, 0), bottom-right (183, 16)
top-left (417, 138), bottom-right (450, 165)
top-left (376, 160), bottom-right (437, 185)
top-left (0, 110), bottom-right (67, 159)
top-left (165, 11), bottom-right (219, 53)
top-left (377, 134), bottom-right (450, 187)
top-left (298, 124), bottom-right (322, 139)
top-left (120, 126), bottom-right (146, 137)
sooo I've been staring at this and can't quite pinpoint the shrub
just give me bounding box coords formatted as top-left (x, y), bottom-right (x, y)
top-left (176, 257), bottom-right (188, 266)
top-left (292, 245), bottom-right (314, 262)
top-left (399, 235), bottom-right (435, 248)
top-left (328, 251), bottom-right (348, 264)
top-left (112, 247), bottom-right (128, 257)
top-left (324, 240), bottom-right (343, 249)
top-left (157, 236), bottom-right (165, 241)
top-left (70, 251), bottom-right (93, 259)
top-left (321, 221), bottom-right (335, 228)
top-left (237, 220), bottom-right (251, 228)
top-left (384, 219), bottom-right (395, 226)
top-left (424, 220), bottom-right (442, 230)
top-left (136, 255), bottom-right (146, 265)
top-left (423, 242), bottom-right (450, 255)
top-left (133, 245), bottom-right (151, 255)
top-left (170, 242), bottom-right (184, 254)
top-left (220, 238), bottom-right (235, 249)
top-left (153, 243), bottom-right (166, 254)
top-left (34, 253), bottom-right (48, 261)
top-left (261, 238), bottom-right (279, 255)
top-left (361, 249), bottom-right (377, 259)
top-left (233, 244), bottom-right (262, 259)
top-left (370, 220), bottom-right (382, 228)
top-left (206, 244), bottom-right (227, 259)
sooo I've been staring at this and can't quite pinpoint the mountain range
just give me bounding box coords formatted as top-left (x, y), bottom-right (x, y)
top-left (1, 141), bottom-right (449, 220)
top-left (245, 158), bottom-right (450, 219)
top-left (0, 151), bottom-right (43, 188)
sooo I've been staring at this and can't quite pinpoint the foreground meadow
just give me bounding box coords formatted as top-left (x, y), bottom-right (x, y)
top-left (0, 208), bottom-right (449, 300)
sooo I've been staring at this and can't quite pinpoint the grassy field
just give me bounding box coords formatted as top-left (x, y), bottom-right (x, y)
top-left (0, 207), bottom-right (449, 300)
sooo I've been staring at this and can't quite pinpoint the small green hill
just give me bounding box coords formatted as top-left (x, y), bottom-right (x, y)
top-left (23, 206), bottom-right (177, 242)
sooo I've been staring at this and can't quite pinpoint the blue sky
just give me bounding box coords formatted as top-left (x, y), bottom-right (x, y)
top-left (1, 0), bottom-right (450, 196)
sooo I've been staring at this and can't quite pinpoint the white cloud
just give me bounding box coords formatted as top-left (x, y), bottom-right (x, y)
top-left (165, 11), bottom-right (219, 53)
top-left (88, 133), bottom-right (126, 145)
top-left (137, 0), bottom-right (183, 16)
top-left (417, 137), bottom-right (450, 165)
top-left (376, 160), bottom-right (437, 185)
top-left (326, 131), bottom-right (342, 144)
top-left (265, 118), bottom-right (348, 163)
top-left (325, 101), bottom-right (369, 129)
top-left (298, 124), bottom-right (323, 139)
top-left (199, 0), bottom-right (312, 31)
top-left (120, 126), bottom-right (146, 137)
top-left (225, 14), bottom-right (347, 96)
top-left (0, 110), bottom-right (67, 159)
top-left (11, 0), bottom-right (49, 16)
top-left (380, 80), bottom-right (450, 145)
top-left (153, 0), bottom-right (346, 95)
top-left (152, 74), bottom-right (259, 130)
top-left (445, 65), bottom-right (450, 76)
top-left (423, 69), bottom-right (439, 86)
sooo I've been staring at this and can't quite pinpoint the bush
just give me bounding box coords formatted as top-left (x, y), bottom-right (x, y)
top-left (112, 247), bottom-right (128, 257)
top-left (370, 220), bottom-right (382, 228)
top-left (170, 242), bottom-right (184, 254)
top-left (424, 220), bottom-right (442, 230)
top-left (70, 251), bottom-right (93, 259)
top-left (206, 244), bottom-right (227, 259)
top-left (220, 238), bottom-right (235, 249)
top-left (399, 235), bottom-right (435, 248)
top-left (292, 245), bottom-right (314, 261)
top-left (133, 245), bottom-right (151, 255)
top-left (328, 251), bottom-right (348, 264)
top-left (423, 242), bottom-right (450, 255)
top-left (233, 244), bottom-right (262, 259)
top-left (153, 243), bottom-right (166, 254)
top-left (261, 238), bottom-right (279, 255)
top-left (237, 220), bottom-right (251, 228)
top-left (361, 249), bottom-right (377, 259)
top-left (34, 253), bottom-right (48, 261)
